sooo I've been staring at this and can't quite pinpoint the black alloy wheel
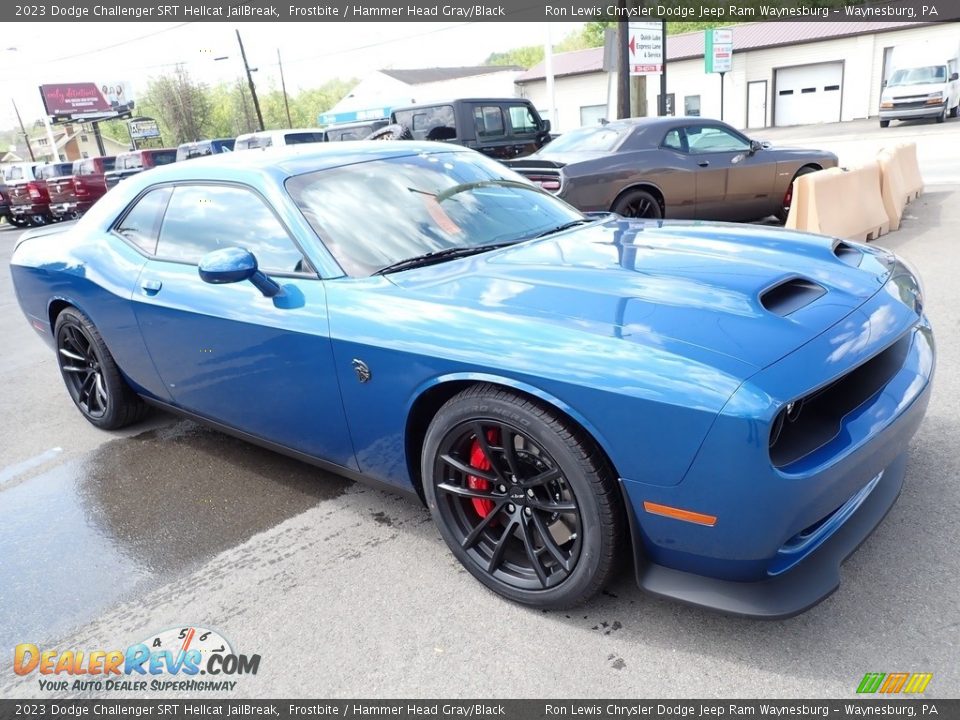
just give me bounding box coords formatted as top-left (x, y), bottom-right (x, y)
top-left (54, 307), bottom-right (147, 430)
top-left (611, 189), bottom-right (663, 220)
top-left (423, 385), bottom-right (623, 608)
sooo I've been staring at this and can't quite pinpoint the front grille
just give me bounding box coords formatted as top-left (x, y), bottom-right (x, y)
top-left (769, 334), bottom-right (911, 468)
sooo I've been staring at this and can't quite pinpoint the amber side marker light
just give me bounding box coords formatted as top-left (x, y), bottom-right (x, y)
top-left (643, 501), bottom-right (718, 527)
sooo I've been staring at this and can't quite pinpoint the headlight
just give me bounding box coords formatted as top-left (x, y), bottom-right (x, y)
top-left (885, 255), bottom-right (925, 315)
top-left (880, 101), bottom-right (894, 109)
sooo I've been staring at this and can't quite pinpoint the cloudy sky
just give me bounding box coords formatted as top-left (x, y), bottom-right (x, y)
top-left (0, 21), bottom-right (584, 130)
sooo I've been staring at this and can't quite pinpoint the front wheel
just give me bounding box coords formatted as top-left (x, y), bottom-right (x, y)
top-left (879, 119), bottom-right (890, 128)
top-left (936, 106), bottom-right (946, 124)
top-left (422, 385), bottom-right (623, 609)
top-left (54, 307), bottom-right (148, 430)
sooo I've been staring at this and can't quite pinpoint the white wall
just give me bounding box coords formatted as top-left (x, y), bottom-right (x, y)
top-left (518, 24), bottom-right (960, 131)
top-left (517, 72), bottom-right (618, 132)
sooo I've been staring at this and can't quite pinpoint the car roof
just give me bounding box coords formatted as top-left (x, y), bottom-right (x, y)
top-left (393, 98), bottom-right (535, 111)
top-left (136, 140), bottom-right (470, 183)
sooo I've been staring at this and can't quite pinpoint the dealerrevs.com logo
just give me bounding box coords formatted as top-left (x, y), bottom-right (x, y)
top-left (14, 626), bottom-right (260, 693)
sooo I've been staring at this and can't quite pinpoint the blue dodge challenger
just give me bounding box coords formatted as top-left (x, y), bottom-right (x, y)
top-left (10, 143), bottom-right (934, 617)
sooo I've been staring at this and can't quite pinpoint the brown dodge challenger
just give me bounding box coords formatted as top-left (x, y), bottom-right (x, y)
top-left (506, 116), bottom-right (838, 223)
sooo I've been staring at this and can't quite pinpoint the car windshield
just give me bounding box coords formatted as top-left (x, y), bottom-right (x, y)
top-left (541, 125), bottom-right (631, 153)
top-left (887, 65), bottom-right (947, 86)
top-left (286, 151), bottom-right (584, 277)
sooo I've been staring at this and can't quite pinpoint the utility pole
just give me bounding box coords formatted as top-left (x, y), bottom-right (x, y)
top-left (616, 15), bottom-right (630, 119)
top-left (12, 99), bottom-right (35, 161)
top-left (277, 49), bottom-right (292, 128)
top-left (236, 30), bottom-right (264, 131)
top-left (659, 19), bottom-right (668, 116)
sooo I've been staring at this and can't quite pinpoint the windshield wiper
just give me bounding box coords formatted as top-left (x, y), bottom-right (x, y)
top-left (372, 242), bottom-right (519, 276)
top-left (533, 218), bottom-right (594, 238)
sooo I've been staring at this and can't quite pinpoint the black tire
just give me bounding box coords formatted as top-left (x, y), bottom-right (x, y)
top-left (366, 123), bottom-right (413, 141)
top-left (879, 119), bottom-right (890, 128)
top-left (422, 384), bottom-right (624, 609)
top-left (936, 106), bottom-right (946, 124)
top-left (611, 189), bottom-right (663, 219)
top-left (54, 307), bottom-right (148, 430)
top-left (777, 165), bottom-right (819, 223)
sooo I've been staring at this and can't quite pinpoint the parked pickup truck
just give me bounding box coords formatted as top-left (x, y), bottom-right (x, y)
top-left (7, 162), bottom-right (71, 226)
top-left (0, 181), bottom-right (12, 226)
top-left (67, 156), bottom-right (116, 217)
top-left (47, 166), bottom-right (79, 221)
top-left (104, 148), bottom-right (178, 189)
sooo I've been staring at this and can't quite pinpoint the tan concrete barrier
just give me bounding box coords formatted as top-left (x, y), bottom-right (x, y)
top-left (877, 148), bottom-right (908, 231)
top-left (785, 162), bottom-right (889, 242)
top-left (895, 142), bottom-right (923, 199)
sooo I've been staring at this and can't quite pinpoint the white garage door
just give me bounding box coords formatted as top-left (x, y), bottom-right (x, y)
top-left (774, 62), bottom-right (843, 127)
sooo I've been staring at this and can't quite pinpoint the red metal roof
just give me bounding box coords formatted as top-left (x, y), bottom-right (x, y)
top-left (515, 20), bottom-right (924, 82)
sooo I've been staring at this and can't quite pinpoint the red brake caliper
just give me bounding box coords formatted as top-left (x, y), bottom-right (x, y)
top-left (467, 429), bottom-right (499, 518)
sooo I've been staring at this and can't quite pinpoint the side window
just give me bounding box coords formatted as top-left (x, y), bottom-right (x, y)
top-left (473, 106), bottom-right (505, 137)
top-left (155, 185), bottom-right (308, 274)
top-left (662, 129), bottom-right (685, 152)
top-left (115, 187), bottom-right (173, 255)
top-left (684, 125), bottom-right (750, 153)
top-left (507, 105), bottom-right (539, 134)
top-left (406, 106), bottom-right (456, 140)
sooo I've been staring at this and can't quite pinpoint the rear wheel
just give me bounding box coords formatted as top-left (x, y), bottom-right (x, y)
top-left (611, 189), bottom-right (663, 220)
top-left (54, 307), bottom-right (148, 430)
top-left (422, 385), bottom-right (623, 609)
top-left (778, 166), bottom-right (819, 223)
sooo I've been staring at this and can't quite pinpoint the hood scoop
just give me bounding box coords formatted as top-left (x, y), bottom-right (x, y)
top-left (760, 278), bottom-right (826, 317)
top-left (833, 241), bottom-right (864, 267)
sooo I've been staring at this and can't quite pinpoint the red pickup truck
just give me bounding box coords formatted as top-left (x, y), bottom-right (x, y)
top-left (51, 156), bottom-right (116, 219)
top-left (7, 162), bottom-right (72, 226)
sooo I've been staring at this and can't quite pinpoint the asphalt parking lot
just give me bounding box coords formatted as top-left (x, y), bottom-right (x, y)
top-left (1, 127), bottom-right (959, 699)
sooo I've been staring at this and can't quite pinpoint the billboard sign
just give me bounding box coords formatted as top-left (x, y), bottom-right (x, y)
top-left (128, 119), bottom-right (161, 140)
top-left (628, 21), bottom-right (663, 75)
top-left (705, 29), bottom-right (734, 74)
top-left (39, 82), bottom-right (135, 123)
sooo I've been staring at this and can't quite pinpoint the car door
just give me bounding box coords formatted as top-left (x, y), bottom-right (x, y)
top-left (129, 182), bottom-right (358, 470)
top-left (682, 124), bottom-right (777, 221)
top-left (470, 103), bottom-right (522, 160)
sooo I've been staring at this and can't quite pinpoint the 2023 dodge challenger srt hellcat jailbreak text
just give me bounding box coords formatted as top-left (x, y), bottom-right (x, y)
top-left (10, 143), bottom-right (934, 617)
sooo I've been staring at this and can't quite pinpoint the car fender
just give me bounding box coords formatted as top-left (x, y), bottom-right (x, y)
top-left (406, 370), bottom-right (618, 470)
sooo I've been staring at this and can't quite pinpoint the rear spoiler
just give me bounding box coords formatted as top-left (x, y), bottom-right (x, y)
top-left (503, 158), bottom-right (566, 170)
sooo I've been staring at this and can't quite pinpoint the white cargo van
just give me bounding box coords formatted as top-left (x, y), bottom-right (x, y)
top-left (879, 42), bottom-right (960, 127)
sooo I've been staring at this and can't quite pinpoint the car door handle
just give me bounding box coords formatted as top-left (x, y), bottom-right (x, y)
top-left (698, 161), bottom-right (710, 167)
top-left (140, 279), bottom-right (162, 295)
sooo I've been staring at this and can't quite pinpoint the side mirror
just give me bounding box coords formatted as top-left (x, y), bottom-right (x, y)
top-left (749, 139), bottom-right (764, 154)
top-left (198, 247), bottom-right (282, 298)
top-left (541, 119), bottom-right (552, 133)
top-left (951, 72), bottom-right (959, 81)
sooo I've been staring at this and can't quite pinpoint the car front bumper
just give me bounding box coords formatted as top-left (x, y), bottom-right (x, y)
top-left (880, 102), bottom-right (946, 121)
top-left (621, 274), bottom-right (934, 617)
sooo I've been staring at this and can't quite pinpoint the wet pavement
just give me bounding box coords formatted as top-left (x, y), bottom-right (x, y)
top-left (0, 419), bottom-right (348, 654)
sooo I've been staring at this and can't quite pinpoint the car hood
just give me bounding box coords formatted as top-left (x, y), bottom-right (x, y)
top-left (387, 218), bottom-right (890, 370)
top-left (883, 82), bottom-right (947, 98)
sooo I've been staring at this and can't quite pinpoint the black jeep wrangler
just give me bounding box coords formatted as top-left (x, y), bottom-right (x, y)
top-left (370, 98), bottom-right (552, 160)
